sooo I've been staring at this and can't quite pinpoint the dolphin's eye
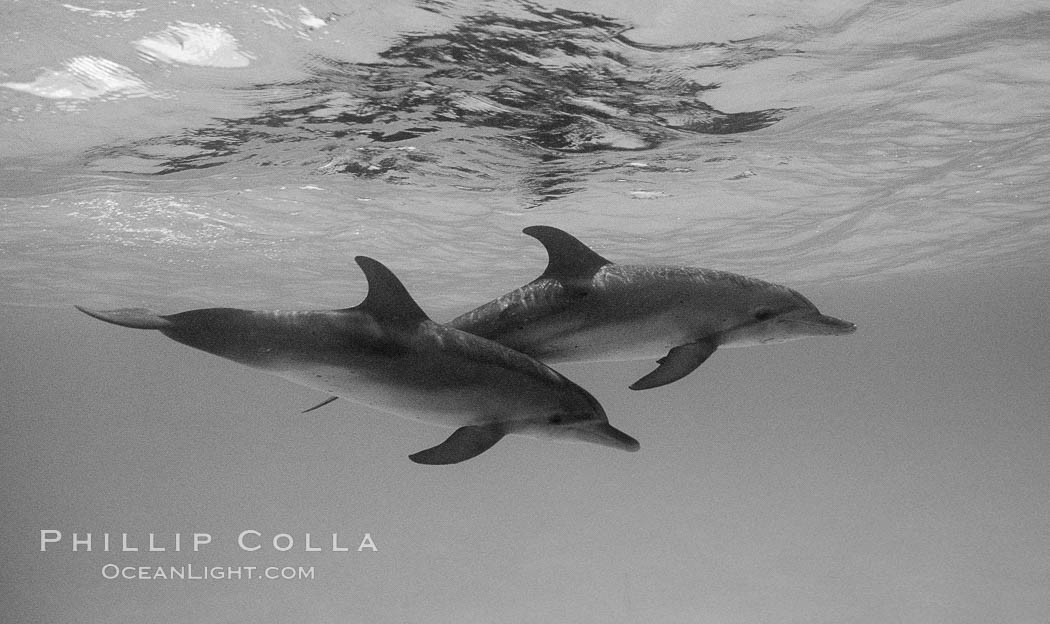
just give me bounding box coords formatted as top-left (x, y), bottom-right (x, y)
top-left (753, 308), bottom-right (775, 321)
top-left (548, 415), bottom-right (564, 425)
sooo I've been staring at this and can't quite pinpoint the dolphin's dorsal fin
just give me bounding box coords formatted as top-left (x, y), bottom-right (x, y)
top-left (352, 256), bottom-right (429, 326)
top-left (523, 226), bottom-right (612, 282)
top-left (409, 424), bottom-right (506, 465)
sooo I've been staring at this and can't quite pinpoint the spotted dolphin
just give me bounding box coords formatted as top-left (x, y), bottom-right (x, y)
top-left (76, 256), bottom-right (638, 464)
top-left (449, 226), bottom-right (857, 390)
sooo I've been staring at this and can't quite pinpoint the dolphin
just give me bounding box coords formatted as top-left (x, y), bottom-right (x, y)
top-left (449, 226), bottom-right (857, 391)
top-left (76, 256), bottom-right (638, 464)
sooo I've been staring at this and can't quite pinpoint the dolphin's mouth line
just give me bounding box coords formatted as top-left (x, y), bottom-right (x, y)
top-left (815, 320), bottom-right (857, 334)
top-left (788, 315), bottom-right (857, 334)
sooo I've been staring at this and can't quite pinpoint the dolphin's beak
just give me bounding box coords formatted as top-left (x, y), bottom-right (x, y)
top-left (811, 313), bottom-right (857, 335)
top-left (566, 421), bottom-right (640, 452)
top-left (783, 309), bottom-right (856, 336)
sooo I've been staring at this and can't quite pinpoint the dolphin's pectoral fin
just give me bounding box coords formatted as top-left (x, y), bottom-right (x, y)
top-left (301, 396), bottom-right (339, 413)
top-left (629, 340), bottom-right (717, 391)
top-left (409, 425), bottom-right (506, 465)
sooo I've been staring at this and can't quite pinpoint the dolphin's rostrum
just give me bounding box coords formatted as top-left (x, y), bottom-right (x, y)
top-left (450, 226), bottom-right (857, 390)
top-left (77, 256), bottom-right (638, 465)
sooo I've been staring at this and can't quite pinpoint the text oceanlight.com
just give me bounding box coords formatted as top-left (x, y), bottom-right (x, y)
top-left (101, 564), bottom-right (315, 581)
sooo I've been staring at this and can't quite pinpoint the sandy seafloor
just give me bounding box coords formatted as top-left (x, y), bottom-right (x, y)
top-left (2, 1), bottom-right (1049, 622)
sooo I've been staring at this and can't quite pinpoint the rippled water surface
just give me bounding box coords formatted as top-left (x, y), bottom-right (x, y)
top-left (4, 0), bottom-right (1047, 309)
top-left (3, 1), bottom-right (1049, 622)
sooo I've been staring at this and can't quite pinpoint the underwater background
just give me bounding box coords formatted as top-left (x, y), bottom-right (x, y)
top-left (2, 1), bottom-right (1049, 622)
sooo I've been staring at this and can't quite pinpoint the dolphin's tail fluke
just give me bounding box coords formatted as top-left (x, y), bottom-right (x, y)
top-left (75, 306), bottom-right (174, 330)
